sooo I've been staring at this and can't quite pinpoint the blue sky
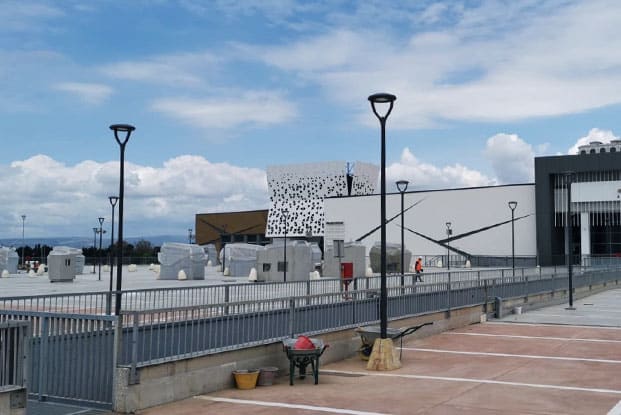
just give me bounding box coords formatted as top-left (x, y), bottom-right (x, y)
top-left (1, 0), bottom-right (621, 239)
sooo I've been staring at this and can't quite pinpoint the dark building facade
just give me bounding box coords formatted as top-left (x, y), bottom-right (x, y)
top-left (535, 141), bottom-right (621, 265)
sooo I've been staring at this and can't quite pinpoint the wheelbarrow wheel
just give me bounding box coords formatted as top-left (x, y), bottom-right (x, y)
top-left (358, 344), bottom-right (372, 361)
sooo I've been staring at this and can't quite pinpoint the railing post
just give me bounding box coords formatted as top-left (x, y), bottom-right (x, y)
top-left (111, 315), bottom-right (120, 410)
top-left (288, 298), bottom-right (295, 338)
top-left (306, 280), bottom-right (311, 306)
top-left (447, 272), bottom-right (452, 317)
top-left (38, 316), bottom-right (49, 401)
top-left (224, 285), bottom-right (230, 315)
top-left (130, 313), bottom-right (139, 385)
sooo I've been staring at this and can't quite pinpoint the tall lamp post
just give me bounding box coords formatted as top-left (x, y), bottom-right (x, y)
top-left (21, 215), bottom-right (26, 269)
top-left (107, 196), bottom-right (118, 315)
top-left (110, 123), bottom-right (135, 316)
top-left (369, 92), bottom-right (396, 340)
top-left (508, 201), bottom-right (518, 276)
top-left (281, 208), bottom-right (288, 283)
top-left (98, 217), bottom-right (105, 281)
top-left (564, 172), bottom-right (575, 310)
top-left (188, 228), bottom-right (193, 244)
top-left (92, 227), bottom-right (98, 273)
top-left (446, 222), bottom-right (452, 270)
top-left (396, 180), bottom-right (409, 288)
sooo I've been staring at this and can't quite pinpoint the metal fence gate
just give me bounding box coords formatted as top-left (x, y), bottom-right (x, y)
top-left (0, 311), bottom-right (117, 409)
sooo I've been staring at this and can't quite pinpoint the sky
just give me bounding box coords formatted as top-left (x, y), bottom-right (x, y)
top-left (1, 0), bottom-right (621, 239)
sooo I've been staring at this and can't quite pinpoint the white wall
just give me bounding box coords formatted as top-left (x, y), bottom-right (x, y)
top-left (324, 184), bottom-right (537, 258)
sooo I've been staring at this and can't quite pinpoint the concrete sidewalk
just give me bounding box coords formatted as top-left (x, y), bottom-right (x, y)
top-left (107, 288), bottom-right (621, 415)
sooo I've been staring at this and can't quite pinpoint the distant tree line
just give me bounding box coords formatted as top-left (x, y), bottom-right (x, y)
top-left (15, 239), bottom-right (161, 259)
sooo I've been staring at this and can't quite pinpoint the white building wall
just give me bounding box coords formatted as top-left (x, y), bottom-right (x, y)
top-left (324, 184), bottom-right (537, 258)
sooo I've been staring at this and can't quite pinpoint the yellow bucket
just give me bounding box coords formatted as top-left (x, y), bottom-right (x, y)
top-left (233, 370), bottom-right (260, 390)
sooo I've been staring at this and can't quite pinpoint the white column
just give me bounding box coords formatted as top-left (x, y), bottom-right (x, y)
top-left (580, 211), bottom-right (591, 266)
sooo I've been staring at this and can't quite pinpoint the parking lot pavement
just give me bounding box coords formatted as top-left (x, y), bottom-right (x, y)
top-left (126, 290), bottom-right (621, 415)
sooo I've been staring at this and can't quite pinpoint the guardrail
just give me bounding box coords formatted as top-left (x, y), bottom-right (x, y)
top-left (0, 320), bottom-right (30, 388)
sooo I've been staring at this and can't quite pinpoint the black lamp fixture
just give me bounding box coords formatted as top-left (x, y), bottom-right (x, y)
top-left (368, 92), bottom-right (396, 339)
top-left (281, 207), bottom-right (289, 283)
top-left (92, 227), bottom-right (98, 274)
top-left (396, 180), bottom-right (409, 288)
top-left (98, 217), bottom-right (105, 281)
top-left (563, 172), bottom-right (575, 310)
top-left (110, 123), bottom-right (135, 316)
top-left (107, 196), bottom-right (118, 315)
top-left (21, 214), bottom-right (26, 270)
top-left (508, 201), bottom-right (518, 276)
top-left (445, 222), bottom-right (452, 270)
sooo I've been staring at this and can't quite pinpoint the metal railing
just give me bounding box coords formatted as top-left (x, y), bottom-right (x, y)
top-left (0, 265), bottom-right (615, 315)
top-left (115, 266), bottom-right (621, 370)
top-left (0, 320), bottom-right (30, 388)
top-left (0, 311), bottom-right (117, 407)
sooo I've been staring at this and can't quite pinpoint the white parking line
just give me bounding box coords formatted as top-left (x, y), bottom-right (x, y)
top-left (608, 400), bottom-right (621, 415)
top-left (197, 396), bottom-right (391, 415)
top-left (444, 332), bottom-right (621, 343)
top-left (487, 321), bottom-right (621, 330)
top-left (322, 370), bottom-right (621, 395)
top-left (402, 347), bottom-right (621, 364)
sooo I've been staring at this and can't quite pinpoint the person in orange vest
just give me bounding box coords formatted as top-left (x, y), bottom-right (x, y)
top-left (414, 257), bottom-right (423, 282)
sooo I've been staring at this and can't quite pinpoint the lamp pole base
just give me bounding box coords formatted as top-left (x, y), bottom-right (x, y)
top-left (366, 338), bottom-right (401, 371)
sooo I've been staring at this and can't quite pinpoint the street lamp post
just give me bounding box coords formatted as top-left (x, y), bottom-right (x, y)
top-left (564, 172), bottom-right (575, 310)
top-left (98, 217), bottom-right (105, 281)
top-left (188, 228), bottom-right (193, 244)
top-left (107, 196), bottom-right (118, 315)
top-left (21, 215), bottom-right (26, 270)
top-left (446, 222), bottom-right (452, 270)
top-left (396, 180), bottom-right (409, 289)
top-left (110, 123), bottom-right (135, 316)
top-left (92, 227), bottom-right (98, 273)
top-left (508, 201), bottom-right (518, 276)
top-left (282, 208), bottom-right (288, 283)
top-left (369, 92), bottom-right (396, 340)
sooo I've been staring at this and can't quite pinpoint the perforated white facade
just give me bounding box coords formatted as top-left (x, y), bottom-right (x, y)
top-left (266, 161), bottom-right (379, 237)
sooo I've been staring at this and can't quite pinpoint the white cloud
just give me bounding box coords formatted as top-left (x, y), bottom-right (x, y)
top-left (150, 92), bottom-right (297, 129)
top-left (0, 154), bottom-right (269, 238)
top-left (54, 82), bottom-right (113, 104)
top-left (484, 133), bottom-right (535, 184)
top-left (101, 52), bottom-right (218, 86)
top-left (242, 0), bottom-right (621, 129)
top-left (567, 128), bottom-right (619, 154)
top-left (387, 148), bottom-right (494, 190)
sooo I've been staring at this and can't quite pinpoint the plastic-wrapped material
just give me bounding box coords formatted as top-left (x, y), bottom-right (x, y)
top-left (52, 246), bottom-right (85, 274)
top-left (323, 242), bottom-right (366, 278)
top-left (221, 243), bottom-right (265, 277)
top-left (158, 242), bottom-right (206, 280)
top-left (256, 240), bottom-right (317, 282)
top-left (48, 247), bottom-right (79, 282)
top-left (369, 242), bottom-right (411, 273)
top-left (0, 247), bottom-right (19, 274)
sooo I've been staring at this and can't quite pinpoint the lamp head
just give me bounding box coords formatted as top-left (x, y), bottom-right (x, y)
top-left (109, 124), bottom-right (135, 145)
top-left (98, 217), bottom-right (105, 225)
top-left (109, 124), bottom-right (135, 133)
top-left (368, 92), bottom-right (397, 120)
top-left (396, 180), bottom-right (409, 193)
top-left (109, 196), bottom-right (119, 207)
top-left (508, 201), bottom-right (518, 211)
top-left (446, 222), bottom-right (452, 229)
top-left (93, 227), bottom-right (98, 232)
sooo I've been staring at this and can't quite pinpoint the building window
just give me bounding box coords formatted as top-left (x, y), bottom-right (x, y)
top-left (590, 149), bottom-right (596, 154)
top-left (262, 263), bottom-right (271, 272)
top-left (612, 147), bottom-right (617, 153)
top-left (277, 261), bottom-right (288, 272)
top-left (600, 148), bottom-right (607, 153)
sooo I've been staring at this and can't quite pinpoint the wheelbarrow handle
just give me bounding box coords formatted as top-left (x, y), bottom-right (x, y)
top-left (394, 322), bottom-right (433, 339)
